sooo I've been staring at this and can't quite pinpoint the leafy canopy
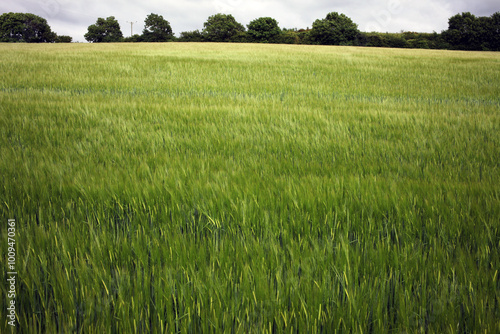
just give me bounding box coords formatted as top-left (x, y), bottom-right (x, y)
top-left (310, 12), bottom-right (359, 45)
top-left (202, 14), bottom-right (245, 42)
top-left (0, 12), bottom-right (56, 43)
top-left (85, 16), bottom-right (123, 43)
top-left (247, 17), bottom-right (282, 43)
top-left (442, 12), bottom-right (500, 51)
top-left (142, 13), bottom-right (173, 42)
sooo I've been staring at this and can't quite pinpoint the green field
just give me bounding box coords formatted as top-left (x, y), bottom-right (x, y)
top-left (1, 43), bottom-right (499, 333)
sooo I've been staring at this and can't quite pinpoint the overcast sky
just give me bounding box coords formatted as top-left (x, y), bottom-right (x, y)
top-left (1, 0), bottom-right (499, 42)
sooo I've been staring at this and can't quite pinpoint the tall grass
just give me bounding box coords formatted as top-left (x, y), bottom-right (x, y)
top-left (1, 43), bottom-right (499, 332)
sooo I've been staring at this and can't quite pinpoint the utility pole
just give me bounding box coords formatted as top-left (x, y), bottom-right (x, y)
top-left (127, 21), bottom-right (137, 37)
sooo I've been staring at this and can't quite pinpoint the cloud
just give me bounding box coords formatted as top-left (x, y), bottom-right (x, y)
top-left (361, 0), bottom-right (456, 33)
top-left (1, 0), bottom-right (499, 42)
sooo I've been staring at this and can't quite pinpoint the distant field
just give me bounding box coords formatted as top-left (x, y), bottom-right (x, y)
top-left (1, 43), bottom-right (499, 333)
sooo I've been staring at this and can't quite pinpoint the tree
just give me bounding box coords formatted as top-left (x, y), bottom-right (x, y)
top-left (442, 12), bottom-right (500, 51)
top-left (297, 28), bottom-right (313, 45)
top-left (442, 12), bottom-right (480, 50)
top-left (476, 12), bottom-right (500, 51)
top-left (247, 17), bottom-right (282, 43)
top-left (279, 30), bottom-right (301, 44)
top-left (178, 30), bottom-right (204, 42)
top-left (142, 13), bottom-right (173, 42)
top-left (384, 34), bottom-right (408, 48)
top-left (202, 14), bottom-right (245, 42)
top-left (55, 35), bottom-right (72, 43)
top-left (84, 16), bottom-right (123, 43)
top-left (489, 12), bottom-right (500, 51)
top-left (310, 12), bottom-right (359, 45)
top-left (123, 34), bottom-right (143, 43)
top-left (0, 12), bottom-right (56, 43)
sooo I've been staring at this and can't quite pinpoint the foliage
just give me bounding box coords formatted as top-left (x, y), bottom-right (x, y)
top-left (279, 30), bottom-right (301, 44)
top-left (356, 31), bottom-right (451, 49)
top-left (55, 35), bottom-right (72, 43)
top-left (123, 34), bottom-right (143, 43)
top-left (491, 12), bottom-right (500, 50)
top-left (142, 13), bottom-right (174, 42)
top-left (1, 43), bottom-right (499, 333)
top-left (178, 30), bottom-right (204, 42)
top-left (247, 17), bottom-right (282, 43)
top-left (403, 32), bottom-right (449, 49)
top-left (202, 13), bottom-right (245, 42)
top-left (443, 12), bottom-right (481, 50)
top-left (0, 12), bottom-right (56, 43)
top-left (228, 31), bottom-right (248, 43)
top-left (363, 33), bottom-right (389, 47)
top-left (84, 16), bottom-right (123, 43)
top-left (366, 33), bottom-right (407, 48)
top-left (442, 12), bottom-right (500, 51)
top-left (4, 10), bottom-right (500, 50)
top-left (296, 28), bottom-right (313, 44)
top-left (310, 12), bottom-right (359, 45)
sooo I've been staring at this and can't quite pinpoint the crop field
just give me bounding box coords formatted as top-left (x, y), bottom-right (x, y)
top-left (0, 42), bottom-right (499, 333)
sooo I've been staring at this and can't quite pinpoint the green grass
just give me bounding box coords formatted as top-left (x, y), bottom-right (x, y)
top-left (1, 42), bottom-right (499, 333)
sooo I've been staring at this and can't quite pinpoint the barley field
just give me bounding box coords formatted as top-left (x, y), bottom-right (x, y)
top-left (0, 43), bottom-right (499, 333)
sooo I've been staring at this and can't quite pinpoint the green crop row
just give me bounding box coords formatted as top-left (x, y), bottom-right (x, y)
top-left (1, 43), bottom-right (499, 333)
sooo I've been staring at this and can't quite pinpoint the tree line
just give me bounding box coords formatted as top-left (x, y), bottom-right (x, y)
top-left (0, 12), bottom-right (72, 43)
top-left (1, 11), bottom-right (499, 51)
